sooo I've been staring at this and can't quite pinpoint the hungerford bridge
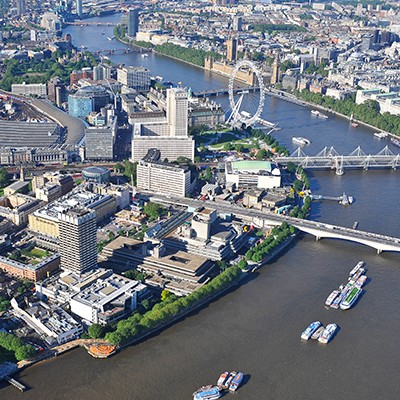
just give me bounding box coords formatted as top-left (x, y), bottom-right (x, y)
top-left (276, 146), bottom-right (400, 174)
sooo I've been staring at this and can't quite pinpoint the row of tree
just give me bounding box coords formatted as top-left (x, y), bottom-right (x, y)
top-left (102, 264), bottom-right (242, 346)
top-left (153, 43), bottom-right (221, 68)
top-left (245, 222), bottom-right (296, 263)
top-left (249, 128), bottom-right (289, 156)
top-left (295, 89), bottom-right (400, 136)
top-left (0, 332), bottom-right (36, 361)
top-left (292, 165), bottom-right (310, 192)
top-left (290, 196), bottom-right (311, 219)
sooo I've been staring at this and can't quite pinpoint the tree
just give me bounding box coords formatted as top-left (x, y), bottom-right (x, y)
top-left (143, 202), bottom-right (164, 220)
top-left (14, 345), bottom-right (35, 361)
top-left (161, 289), bottom-right (172, 301)
top-left (238, 259), bottom-right (248, 270)
top-left (88, 323), bottom-right (105, 339)
top-left (124, 160), bottom-right (138, 185)
top-left (0, 167), bottom-right (9, 188)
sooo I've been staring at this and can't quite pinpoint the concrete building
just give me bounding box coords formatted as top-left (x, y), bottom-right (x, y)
top-left (85, 117), bottom-right (117, 161)
top-left (137, 160), bottom-right (191, 197)
top-left (132, 88), bottom-right (194, 162)
top-left (0, 193), bottom-right (42, 226)
top-left (29, 188), bottom-right (116, 247)
top-left (59, 207), bottom-right (97, 274)
top-left (11, 299), bottom-right (82, 345)
top-left (225, 160), bottom-right (281, 190)
top-left (0, 248), bottom-right (60, 282)
top-left (356, 89), bottom-right (400, 116)
top-left (101, 238), bottom-right (214, 295)
top-left (76, 0), bottom-right (83, 18)
top-left (270, 58), bottom-right (280, 85)
top-left (167, 88), bottom-right (188, 137)
top-left (233, 15), bottom-right (242, 32)
top-left (11, 83), bottom-right (47, 97)
top-left (128, 9), bottom-right (139, 37)
top-left (117, 66), bottom-right (150, 91)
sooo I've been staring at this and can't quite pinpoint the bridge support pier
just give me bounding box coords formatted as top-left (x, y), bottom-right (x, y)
top-left (316, 236), bottom-right (321, 241)
top-left (377, 249), bottom-right (383, 255)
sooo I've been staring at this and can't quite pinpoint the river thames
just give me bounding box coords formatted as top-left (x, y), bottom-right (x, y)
top-left (1, 14), bottom-right (400, 399)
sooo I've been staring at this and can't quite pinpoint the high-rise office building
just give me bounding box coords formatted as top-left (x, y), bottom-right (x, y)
top-left (167, 88), bottom-right (188, 137)
top-left (16, 0), bottom-right (25, 16)
top-left (59, 207), bottom-right (97, 274)
top-left (128, 9), bottom-right (139, 37)
top-left (227, 37), bottom-right (238, 62)
top-left (76, 0), bottom-right (82, 18)
top-left (233, 16), bottom-right (242, 32)
top-left (117, 66), bottom-right (150, 91)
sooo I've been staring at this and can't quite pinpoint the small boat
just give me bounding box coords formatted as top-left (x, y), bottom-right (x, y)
top-left (349, 267), bottom-right (366, 282)
top-left (311, 326), bottom-right (325, 340)
top-left (223, 372), bottom-right (236, 389)
top-left (229, 372), bottom-right (243, 392)
top-left (318, 323), bottom-right (338, 343)
top-left (217, 372), bottom-right (229, 388)
top-left (340, 286), bottom-right (362, 310)
top-left (311, 110), bottom-right (320, 116)
top-left (301, 321), bottom-right (322, 340)
top-left (350, 261), bottom-right (365, 276)
top-left (355, 275), bottom-right (367, 288)
top-left (325, 290), bottom-right (340, 307)
top-left (318, 113), bottom-right (328, 119)
top-left (351, 122), bottom-right (359, 128)
top-left (374, 132), bottom-right (388, 139)
top-left (390, 137), bottom-right (400, 147)
top-left (331, 287), bottom-right (348, 309)
top-left (193, 386), bottom-right (221, 400)
top-left (292, 137), bottom-right (311, 145)
top-left (141, 53), bottom-right (149, 58)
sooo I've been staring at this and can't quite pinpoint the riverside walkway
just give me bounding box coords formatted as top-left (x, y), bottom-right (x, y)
top-left (147, 193), bottom-right (400, 254)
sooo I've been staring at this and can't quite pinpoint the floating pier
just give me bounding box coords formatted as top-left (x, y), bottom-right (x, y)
top-left (4, 375), bottom-right (27, 392)
top-left (309, 192), bottom-right (353, 205)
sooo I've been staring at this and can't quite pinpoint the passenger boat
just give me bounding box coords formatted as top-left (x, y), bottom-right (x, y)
top-left (390, 137), bottom-right (400, 147)
top-left (318, 323), bottom-right (338, 344)
top-left (349, 261), bottom-right (365, 276)
top-left (301, 321), bottom-right (322, 340)
top-left (311, 326), bottom-right (325, 340)
top-left (217, 372), bottom-right (229, 388)
top-left (331, 288), bottom-right (348, 309)
top-left (374, 132), bottom-right (388, 139)
top-left (349, 267), bottom-right (366, 282)
top-left (325, 290), bottom-right (340, 307)
top-left (292, 137), bottom-right (311, 145)
top-left (355, 275), bottom-right (367, 288)
top-left (229, 372), bottom-right (244, 392)
top-left (340, 287), bottom-right (362, 310)
top-left (193, 386), bottom-right (221, 400)
top-left (223, 371), bottom-right (236, 389)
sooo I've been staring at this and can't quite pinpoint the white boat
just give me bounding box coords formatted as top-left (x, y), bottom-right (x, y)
top-left (292, 137), bottom-right (311, 145)
top-left (374, 132), bottom-right (388, 139)
top-left (311, 326), bottom-right (325, 340)
top-left (141, 53), bottom-right (149, 58)
top-left (311, 110), bottom-right (320, 116)
top-left (229, 372), bottom-right (243, 392)
top-left (223, 372), bottom-right (236, 389)
top-left (325, 290), bottom-right (340, 307)
top-left (217, 372), bottom-right (229, 388)
top-left (348, 267), bottom-right (366, 282)
top-left (355, 275), bottom-right (367, 288)
top-left (350, 261), bottom-right (365, 276)
top-left (301, 321), bottom-right (322, 340)
top-left (319, 113), bottom-right (328, 119)
top-left (193, 386), bottom-right (221, 400)
top-left (318, 323), bottom-right (338, 343)
top-left (340, 287), bottom-right (362, 310)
